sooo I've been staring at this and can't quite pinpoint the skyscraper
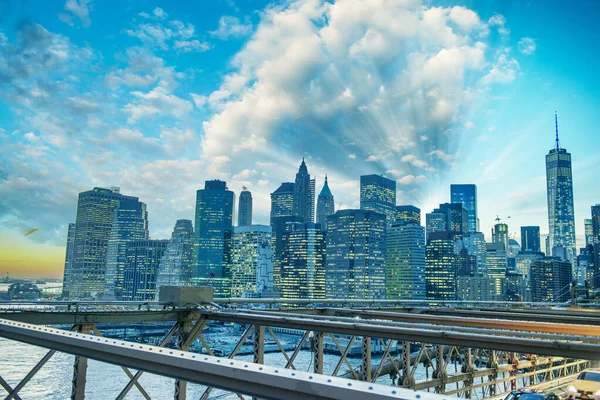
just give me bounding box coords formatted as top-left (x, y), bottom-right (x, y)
top-left (395, 205), bottom-right (421, 226)
top-left (521, 226), bottom-right (541, 253)
top-left (155, 219), bottom-right (194, 293)
top-left (270, 182), bottom-right (302, 287)
top-left (450, 184), bottom-right (478, 232)
top-left (529, 257), bottom-right (573, 302)
top-left (192, 180), bottom-right (234, 296)
top-left (591, 205), bottom-right (600, 245)
top-left (62, 187), bottom-right (142, 299)
top-left (454, 232), bottom-right (487, 276)
top-left (546, 112), bottom-right (576, 261)
top-left (492, 223), bottom-right (509, 250)
top-left (230, 225), bottom-right (272, 297)
top-left (122, 239), bottom-right (168, 301)
top-left (292, 159), bottom-right (315, 223)
top-left (238, 187), bottom-right (253, 226)
top-left (104, 200), bottom-right (149, 299)
top-left (61, 223), bottom-right (76, 298)
top-left (426, 203), bottom-right (468, 235)
top-left (326, 210), bottom-right (386, 299)
top-left (280, 222), bottom-right (326, 299)
top-left (425, 231), bottom-right (458, 300)
top-left (316, 175), bottom-right (335, 229)
top-left (360, 174), bottom-right (396, 226)
top-left (386, 223), bottom-right (425, 300)
top-left (485, 242), bottom-right (508, 295)
top-left (585, 219), bottom-right (594, 247)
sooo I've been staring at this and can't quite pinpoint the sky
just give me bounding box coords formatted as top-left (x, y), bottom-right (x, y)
top-left (0, 0), bottom-right (599, 279)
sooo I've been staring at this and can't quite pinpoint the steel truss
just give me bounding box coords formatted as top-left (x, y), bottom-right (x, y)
top-left (1, 305), bottom-right (599, 399)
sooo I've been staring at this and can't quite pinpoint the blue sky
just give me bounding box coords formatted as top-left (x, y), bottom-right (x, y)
top-left (0, 0), bottom-right (599, 277)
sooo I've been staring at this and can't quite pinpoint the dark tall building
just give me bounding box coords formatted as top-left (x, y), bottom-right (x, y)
top-left (292, 159), bottom-right (315, 223)
top-left (386, 223), bottom-right (426, 299)
top-left (395, 205), bottom-right (421, 226)
top-left (156, 219), bottom-right (194, 292)
top-left (62, 223), bottom-right (76, 297)
top-left (585, 219), bottom-right (594, 247)
top-left (521, 226), bottom-right (541, 253)
top-left (192, 180), bottom-right (234, 296)
top-left (270, 182), bottom-right (302, 288)
top-left (360, 174), bottom-right (396, 226)
top-left (426, 203), bottom-right (468, 235)
top-left (122, 239), bottom-right (168, 301)
top-left (62, 187), bottom-right (142, 299)
top-left (529, 257), bottom-right (573, 302)
top-left (280, 222), bottom-right (326, 299)
top-left (425, 231), bottom-right (459, 300)
top-left (546, 112), bottom-right (576, 261)
top-left (238, 187), bottom-right (253, 226)
top-left (450, 184), bottom-right (478, 232)
top-left (492, 223), bottom-right (509, 250)
top-left (591, 205), bottom-right (600, 245)
top-left (316, 175), bottom-right (335, 230)
top-left (326, 210), bottom-right (386, 299)
top-left (103, 200), bottom-right (149, 299)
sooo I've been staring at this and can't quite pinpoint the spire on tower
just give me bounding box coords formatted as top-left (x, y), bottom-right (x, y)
top-left (555, 111), bottom-right (560, 150)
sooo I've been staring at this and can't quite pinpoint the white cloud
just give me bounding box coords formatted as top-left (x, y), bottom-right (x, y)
top-left (518, 37), bottom-right (537, 55)
top-left (59, 0), bottom-right (93, 28)
top-left (210, 16), bottom-right (253, 40)
top-left (124, 86), bottom-right (194, 123)
top-left (348, 153), bottom-right (357, 159)
top-left (428, 150), bottom-right (455, 162)
top-left (398, 175), bottom-right (426, 185)
top-left (126, 13), bottom-right (209, 53)
top-left (401, 154), bottom-right (428, 168)
top-left (464, 121), bottom-right (475, 129)
top-left (153, 7), bottom-right (168, 20)
top-left (488, 14), bottom-right (510, 35)
top-left (480, 53), bottom-right (519, 85)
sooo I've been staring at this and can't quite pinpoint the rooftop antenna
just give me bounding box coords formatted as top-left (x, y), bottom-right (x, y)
top-left (555, 111), bottom-right (560, 150)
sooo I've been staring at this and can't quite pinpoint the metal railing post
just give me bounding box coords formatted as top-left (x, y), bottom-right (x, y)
top-left (71, 325), bottom-right (91, 400)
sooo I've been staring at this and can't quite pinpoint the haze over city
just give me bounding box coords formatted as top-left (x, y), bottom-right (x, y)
top-left (1, 0), bottom-right (599, 279)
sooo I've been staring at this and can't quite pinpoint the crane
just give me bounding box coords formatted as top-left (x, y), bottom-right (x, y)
top-left (495, 215), bottom-right (511, 223)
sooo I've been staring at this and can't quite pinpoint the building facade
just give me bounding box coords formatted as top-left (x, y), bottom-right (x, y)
top-left (238, 187), bottom-right (253, 226)
top-left (591, 205), bottom-right (600, 245)
top-left (62, 187), bottom-right (141, 299)
top-left (326, 210), bottom-right (386, 299)
top-left (545, 114), bottom-right (576, 261)
top-left (425, 232), bottom-right (458, 300)
top-left (230, 225), bottom-right (272, 297)
top-left (457, 276), bottom-right (504, 302)
top-left (521, 226), bottom-right (541, 253)
top-left (192, 180), bottom-right (234, 296)
top-left (103, 200), bottom-right (149, 299)
top-left (122, 239), bottom-right (169, 301)
top-left (155, 219), bottom-right (194, 293)
top-left (395, 205), bottom-right (421, 226)
top-left (280, 222), bottom-right (326, 299)
top-left (360, 174), bottom-right (396, 226)
top-left (270, 182), bottom-right (302, 288)
top-left (529, 256), bottom-right (573, 302)
top-left (386, 223), bottom-right (425, 300)
top-left (492, 223), bottom-right (509, 251)
top-left (585, 219), bottom-right (594, 247)
top-left (485, 242), bottom-right (508, 295)
top-left (316, 175), bottom-right (335, 229)
top-left (450, 184), bottom-right (478, 232)
top-left (292, 159), bottom-right (315, 223)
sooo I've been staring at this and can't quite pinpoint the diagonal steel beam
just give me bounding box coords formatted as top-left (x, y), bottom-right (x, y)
top-left (115, 321), bottom-right (180, 400)
top-left (200, 326), bottom-right (254, 400)
top-left (330, 334), bottom-right (358, 379)
top-left (267, 327), bottom-right (293, 367)
top-left (4, 325), bottom-right (81, 400)
top-left (285, 330), bottom-right (310, 370)
top-left (0, 376), bottom-right (23, 400)
top-left (88, 326), bottom-right (150, 400)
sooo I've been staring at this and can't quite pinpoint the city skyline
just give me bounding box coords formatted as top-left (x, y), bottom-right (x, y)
top-left (1, 0), bottom-right (600, 278)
